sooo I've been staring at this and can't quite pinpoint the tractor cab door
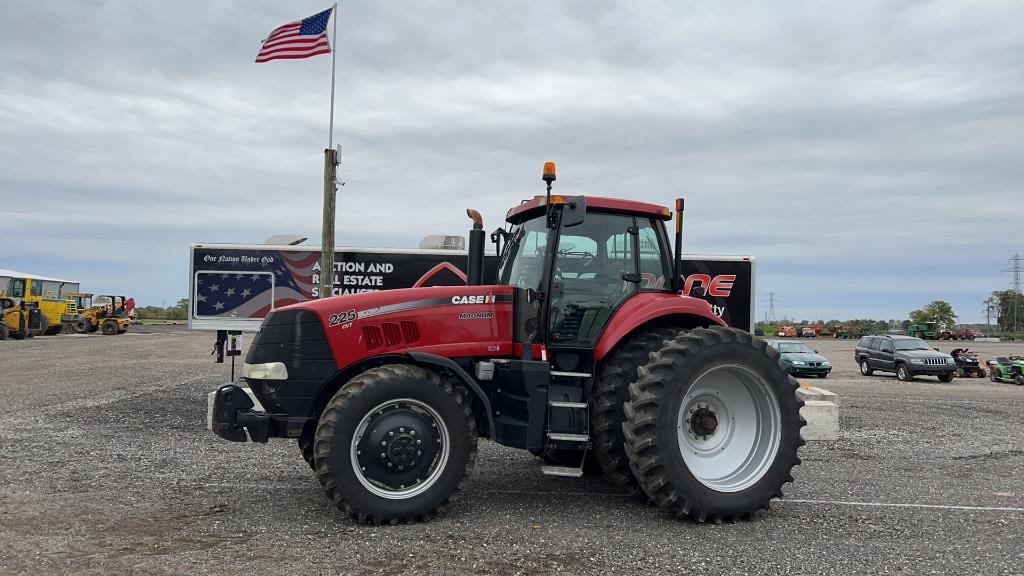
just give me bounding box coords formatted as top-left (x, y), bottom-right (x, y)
top-left (546, 212), bottom-right (669, 350)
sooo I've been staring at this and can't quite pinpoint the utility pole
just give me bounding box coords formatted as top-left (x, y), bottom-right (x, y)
top-left (319, 147), bottom-right (339, 299)
top-left (764, 292), bottom-right (778, 324)
top-left (1004, 253), bottom-right (1023, 333)
top-left (983, 296), bottom-right (996, 332)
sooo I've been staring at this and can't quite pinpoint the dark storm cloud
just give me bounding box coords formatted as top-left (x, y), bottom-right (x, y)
top-left (1, 0), bottom-right (1022, 321)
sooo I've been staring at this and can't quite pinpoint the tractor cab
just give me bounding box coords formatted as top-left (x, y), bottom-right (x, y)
top-left (496, 196), bottom-right (675, 352)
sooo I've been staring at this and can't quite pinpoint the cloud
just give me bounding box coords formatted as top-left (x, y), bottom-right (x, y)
top-left (1, 0), bottom-right (1022, 323)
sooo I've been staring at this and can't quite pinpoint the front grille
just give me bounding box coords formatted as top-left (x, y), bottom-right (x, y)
top-left (245, 309), bottom-right (338, 413)
top-left (923, 357), bottom-right (946, 366)
top-left (808, 362), bottom-right (821, 368)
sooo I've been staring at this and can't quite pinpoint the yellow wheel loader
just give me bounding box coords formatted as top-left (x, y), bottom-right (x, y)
top-left (68, 293), bottom-right (131, 335)
top-left (1, 297), bottom-right (44, 340)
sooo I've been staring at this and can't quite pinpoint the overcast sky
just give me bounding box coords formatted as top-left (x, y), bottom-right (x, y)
top-left (1, 0), bottom-right (1022, 322)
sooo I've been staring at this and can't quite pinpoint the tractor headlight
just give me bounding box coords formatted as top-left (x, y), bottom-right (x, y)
top-left (911, 358), bottom-right (925, 364)
top-left (242, 362), bottom-right (289, 380)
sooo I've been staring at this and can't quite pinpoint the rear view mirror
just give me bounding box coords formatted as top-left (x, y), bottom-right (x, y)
top-left (561, 196), bottom-right (586, 228)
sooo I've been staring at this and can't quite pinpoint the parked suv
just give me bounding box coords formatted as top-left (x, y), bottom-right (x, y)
top-left (854, 335), bottom-right (956, 382)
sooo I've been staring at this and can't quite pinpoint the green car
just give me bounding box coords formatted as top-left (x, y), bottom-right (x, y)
top-left (766, 339), bottom-right (832, 378)
top-left (986, 356), bottom-right (1024, 385)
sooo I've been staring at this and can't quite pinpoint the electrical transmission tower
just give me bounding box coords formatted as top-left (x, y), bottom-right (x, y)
top-left (1005, 253), bottom-right (1024, 333)
top-left (764, 292), bottom-right (779, 323)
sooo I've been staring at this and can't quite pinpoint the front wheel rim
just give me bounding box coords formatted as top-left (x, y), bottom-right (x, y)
top-left (350, 398), bottom-right (450, 500)
top-left (676, 364), bottom-right (782, 493)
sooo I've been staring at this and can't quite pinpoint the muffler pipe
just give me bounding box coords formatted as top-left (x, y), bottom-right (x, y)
top-left (466, 209), bottom-right (485, 286)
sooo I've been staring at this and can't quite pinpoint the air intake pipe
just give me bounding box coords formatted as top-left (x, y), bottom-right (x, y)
top-left (466, 209), bottom-right (485, 286)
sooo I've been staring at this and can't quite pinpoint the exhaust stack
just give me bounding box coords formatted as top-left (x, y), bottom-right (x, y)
top-left (466, 209), bottom-right (485, 286)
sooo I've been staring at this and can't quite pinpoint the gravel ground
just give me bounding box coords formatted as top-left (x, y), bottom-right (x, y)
top-left (1, 330), bottom-right (1023, 575)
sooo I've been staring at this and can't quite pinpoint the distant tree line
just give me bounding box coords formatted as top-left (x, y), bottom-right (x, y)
top-left (134, 298), bottom-right (189, 321)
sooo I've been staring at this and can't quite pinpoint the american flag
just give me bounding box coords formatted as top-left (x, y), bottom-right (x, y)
top-left (255, 7), bottom-right (334, 64)
top-left (195, 250), bottom-right (321, 318)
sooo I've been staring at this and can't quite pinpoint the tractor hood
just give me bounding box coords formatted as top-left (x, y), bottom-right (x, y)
top-left (290, 285), bottom-right (513, 325)
top-left (275, 285), bottom-right (517, 370)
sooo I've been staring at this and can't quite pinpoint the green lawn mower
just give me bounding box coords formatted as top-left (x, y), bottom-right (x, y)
top-left (986, 356), bottom-right (1024, 386)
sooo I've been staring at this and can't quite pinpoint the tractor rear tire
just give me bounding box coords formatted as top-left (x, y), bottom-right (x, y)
top-left (991, 370), bottom-right (999, 382)
top-left (592, 327), bottom-right (677, 498)
top-left (73, 318), bottom-right (92, 334)
top-left (955, 369), bottom-right (964, 378)
top-left (313, 364), bottom-right (477, 524)
top-left (101, 320), bottom-right (118, 335)
top-left (298, 435), bottom-right (316, 472)
top-left (623, 326), bottom-right (805, 522)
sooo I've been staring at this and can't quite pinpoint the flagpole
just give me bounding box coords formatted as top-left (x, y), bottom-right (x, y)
top-left (320, 2), bottom-right (339, 300)
top-left (328, 2), bottom-right (337, 149)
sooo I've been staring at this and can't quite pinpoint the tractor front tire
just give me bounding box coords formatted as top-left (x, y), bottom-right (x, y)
top-left (592, 327), bottom-right (676, 498)
top-left (1015, 375), bottom-right (1024, 386)
top-left (0, 324), bottom-right (7, 340)
top-left (314, 364), bottom-right (477, 524)
top-left (73, 318), bottom-right (92, 334)
top-left (623, 326), bottom-right (805, 522)
top-left (991, 370), bottom-right (999, 382)
top-left (101, 320), bottom-right (118, 335)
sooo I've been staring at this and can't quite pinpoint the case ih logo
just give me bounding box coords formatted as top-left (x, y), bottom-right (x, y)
top-left (451, 294), bottom-right (496, 305)
top-left (640, 274), bottom-right (736, 297)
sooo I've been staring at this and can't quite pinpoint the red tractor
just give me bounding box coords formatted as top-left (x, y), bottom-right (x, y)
top-left (209, 163), bottom-right (804, 524)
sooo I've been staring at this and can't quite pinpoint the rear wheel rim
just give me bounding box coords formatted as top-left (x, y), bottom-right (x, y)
top-left (350, 398), bottom-right (450, 500)
top-left (676, 364), bottom-right (782, 493)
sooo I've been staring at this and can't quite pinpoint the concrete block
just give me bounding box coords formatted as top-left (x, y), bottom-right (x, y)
top-left (800, 400), bottom-right (839, 441)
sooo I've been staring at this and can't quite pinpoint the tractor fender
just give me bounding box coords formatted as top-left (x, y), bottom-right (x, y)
top-left (406, 351), bottom-right (496, 439)
top-left (593, 293), bottom-right (726, 361)
top-left (308, 352), bottom-right (496, 440)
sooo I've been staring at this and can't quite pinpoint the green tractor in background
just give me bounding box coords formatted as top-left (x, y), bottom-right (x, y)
top-left (907, 322), bottom-right (940, 339)
top-left (986, 356), bottom-right (1024, 386)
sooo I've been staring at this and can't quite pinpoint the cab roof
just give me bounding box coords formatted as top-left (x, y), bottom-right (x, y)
top-left (506, 195), bottom-right (672, 224)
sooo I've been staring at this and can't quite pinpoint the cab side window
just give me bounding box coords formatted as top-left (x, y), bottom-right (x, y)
top-left (11, 279), bottom-right (26, 298)
top-left (637, 219), bottom-right (669, 290)
top-left (30, 281), bottom-right (42, 297)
